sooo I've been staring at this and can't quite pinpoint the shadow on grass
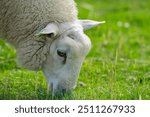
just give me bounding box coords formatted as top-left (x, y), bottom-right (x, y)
top-left (46, 91), bottom-right (74, 100)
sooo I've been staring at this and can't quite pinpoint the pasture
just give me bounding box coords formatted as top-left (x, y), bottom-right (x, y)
top-left (0, 0), bottom-right (150, 99)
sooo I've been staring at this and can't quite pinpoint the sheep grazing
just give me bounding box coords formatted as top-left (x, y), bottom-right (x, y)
top-left (0, 0), bottom-right (105, 93)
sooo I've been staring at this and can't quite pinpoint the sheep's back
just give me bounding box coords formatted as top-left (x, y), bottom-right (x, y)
top-left (0, 0), bottom-right (78, 45)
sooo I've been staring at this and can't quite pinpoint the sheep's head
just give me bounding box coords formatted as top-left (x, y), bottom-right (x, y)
top-left (17, 20), bottom-right (104, 93)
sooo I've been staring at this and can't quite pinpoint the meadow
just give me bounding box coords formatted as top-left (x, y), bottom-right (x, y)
top-left (0, 0), bottom-right (150, 100)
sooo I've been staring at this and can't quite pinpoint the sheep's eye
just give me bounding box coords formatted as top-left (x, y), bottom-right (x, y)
top-left (57, 50), bottom-right (67, 64)
top-left (57, 50), bottom-right (66, 57)
top-left (46, 33), bottom-right (55, 38)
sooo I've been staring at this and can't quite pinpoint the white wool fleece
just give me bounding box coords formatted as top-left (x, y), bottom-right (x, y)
top-left (0, 0), bottom-right (77, 44)
top-left (0, 0), bottom-right (78, 70)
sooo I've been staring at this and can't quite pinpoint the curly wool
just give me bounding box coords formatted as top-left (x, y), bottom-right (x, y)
top-left (0, 0), bottom-right (78, 70)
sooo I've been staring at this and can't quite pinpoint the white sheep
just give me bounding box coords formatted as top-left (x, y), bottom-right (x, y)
top-left (0, 0), bottom-right (104, 93)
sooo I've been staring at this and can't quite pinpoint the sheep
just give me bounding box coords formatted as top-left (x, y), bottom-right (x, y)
top-left (0, 0), bottom-right (105, 93)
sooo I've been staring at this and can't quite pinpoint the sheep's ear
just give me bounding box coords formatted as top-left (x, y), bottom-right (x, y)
top-left (79, 20), bottom-right (105, 30)
top-left (36, 23), bottom-right (59, 37)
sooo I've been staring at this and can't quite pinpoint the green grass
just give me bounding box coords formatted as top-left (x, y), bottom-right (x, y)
top-left (0, 0), bottom-right (150, 100)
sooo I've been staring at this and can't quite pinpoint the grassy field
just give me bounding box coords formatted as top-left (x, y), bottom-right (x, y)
top-left (0, 0), bottom-right (150, 100)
